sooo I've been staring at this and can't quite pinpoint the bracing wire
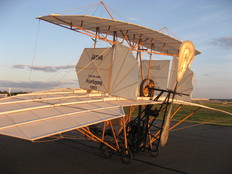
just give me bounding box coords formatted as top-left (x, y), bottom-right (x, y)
top-left (57, 1), bottom-right (101, 14)
top-left (92, 3), bottom-right (101, 16)
top-left (104, 2), bottom-right (182, 41)
top-left (193, 73), bottom-right (203, 98)
top-left (29, 20), bottom-right (40, 81)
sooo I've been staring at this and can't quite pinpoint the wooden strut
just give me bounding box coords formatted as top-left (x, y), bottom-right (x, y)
top-left (76, 117), bottom-right (129, 152)
top-left (133, 34), bottom-right (143, 48)
top-left (151, 106), bottom-right (200, 143)
top-left (105, 26), bottom-right (111, 39)
top-left (132, 38), bottom-right (150, 51)
top-left (100, 1), bottom-right (114, 20)
top-left (94, 27), bottom-right (99, 48)
top-left (76, 109), bottom-right (132, 154)
top-left (77, 126), bottom-right (117, 151)
top-left (107, 31), bottom-right (117, 93)
top-left (122, 117), bottom-right (128, 150)
top-left (169, 107), bottom-right (201, 131)
top-left (121, 30), bottom-right (129, 44)
top-left (138, 41), bottom-right (145, 81)
top-left (128, 106), bottom-right (135, 122)
top-left (109, 121), bottom-right (120, 150)
top-left (150, 104), bottom-right (182, 141)
top-left (147, 44), bottom-right (153, 80)
top-left (77, 127), bottom-right (99, 143)
top-left (116, 106), bottom-right (135, 136)
top-left (120, 30), bottom-right (132, 47)
top-left (171, 104), bottom-right (183, 119)
top-left (132, 34), bottom-right (136, 47)
top-left (101, 121), bottom-right (107, 140)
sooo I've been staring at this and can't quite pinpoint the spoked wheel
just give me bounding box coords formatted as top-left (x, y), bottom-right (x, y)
top-left (100, 143), bottom-right (113, 159)
top-left (140, 79), bottom-right (155, 97)
top-left (140, 145), bottom-right (146, 152)
top-left (120, 149), bottom-right (132, 164)
top-left (150, 142), bottom-right (160, 157)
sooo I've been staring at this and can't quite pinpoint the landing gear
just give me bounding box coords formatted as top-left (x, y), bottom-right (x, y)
top-left (120, 149), bottom-right (132, 164)
top-left (95, 79), bottom-right (175, 164)
top-left (150, 142), bottom-right (160, 157)
top-left (121, 78), bottom-right (166, 160)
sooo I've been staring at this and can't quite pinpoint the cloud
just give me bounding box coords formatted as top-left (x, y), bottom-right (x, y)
top-left (12, 64), bottom-right (26, 69)
top-left (209, 36), bottom-right (232, 49)
top-left (12, 64), bottom-right (75, 73)
top-left (0, 80), bottom-right (78, 92)
top-left (29, 65), bottom-right (56, 72)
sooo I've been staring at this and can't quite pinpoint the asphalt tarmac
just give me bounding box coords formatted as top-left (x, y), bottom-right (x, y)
top-left (0, 122), bottom-right (231, 174)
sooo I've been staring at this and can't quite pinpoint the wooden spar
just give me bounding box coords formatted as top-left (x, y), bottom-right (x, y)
top-left (100, 1), bottom-right (114, 20)
top-left (147, 44), bottom-right (153, 80)
top-left (94, 27), bottom-right (99, 48)
top-left (138, 40), bottom-right (145, 81)
top-left (107, 31), bottom-right (117, 93)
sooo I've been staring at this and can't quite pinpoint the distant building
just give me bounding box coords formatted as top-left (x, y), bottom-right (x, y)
top-left (0, 94), bottom-right (8, 98)
top-left (192, 98), bottom-right (209, 101)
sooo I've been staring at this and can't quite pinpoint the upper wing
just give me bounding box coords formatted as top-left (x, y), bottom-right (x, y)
top-left (37, 15), bottom-right (201, 56)
top-left (0, 88), bottom-right (161, 141)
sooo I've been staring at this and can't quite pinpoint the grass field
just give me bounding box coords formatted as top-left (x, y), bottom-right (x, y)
top-left (123, 102), bottom-right (232, 126)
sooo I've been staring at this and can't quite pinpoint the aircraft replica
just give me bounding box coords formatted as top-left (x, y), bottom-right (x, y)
top-left (0, 2), bottom-right (231, 164)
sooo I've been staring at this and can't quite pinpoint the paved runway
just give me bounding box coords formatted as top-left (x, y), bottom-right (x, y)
top-left (0, 122), bottom-right (232, 174)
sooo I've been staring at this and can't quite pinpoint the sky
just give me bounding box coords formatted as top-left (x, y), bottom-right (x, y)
top-left (0, 0), bottom-right (232, 99)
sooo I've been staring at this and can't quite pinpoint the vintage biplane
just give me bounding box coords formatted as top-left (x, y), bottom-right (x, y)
top-left (0, 2), bottom-right (231, 164)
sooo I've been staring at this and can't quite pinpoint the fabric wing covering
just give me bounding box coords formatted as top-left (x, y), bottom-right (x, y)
top-left (0, 88), bottom-right (231, 141)
top-left (110, 41), bottom-right (139, 100)
top-left (139, 60), bottom-right (170, 90)
top-left (37, 15), bottom-right (201, 56)
top-left (168, 57), bottom-right (194, 101)
top-left (76, 42), bottom-right (139, 100)
top-left (0, 88), bottom-right (162, 141)
top-left (76, 47), bottom-right (113, 93)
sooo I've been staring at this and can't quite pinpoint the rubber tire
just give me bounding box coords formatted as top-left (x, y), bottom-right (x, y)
top-left (120, 149), bottom-right (132, 164)
top-left (150, 143), bottom-right (160, 157)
